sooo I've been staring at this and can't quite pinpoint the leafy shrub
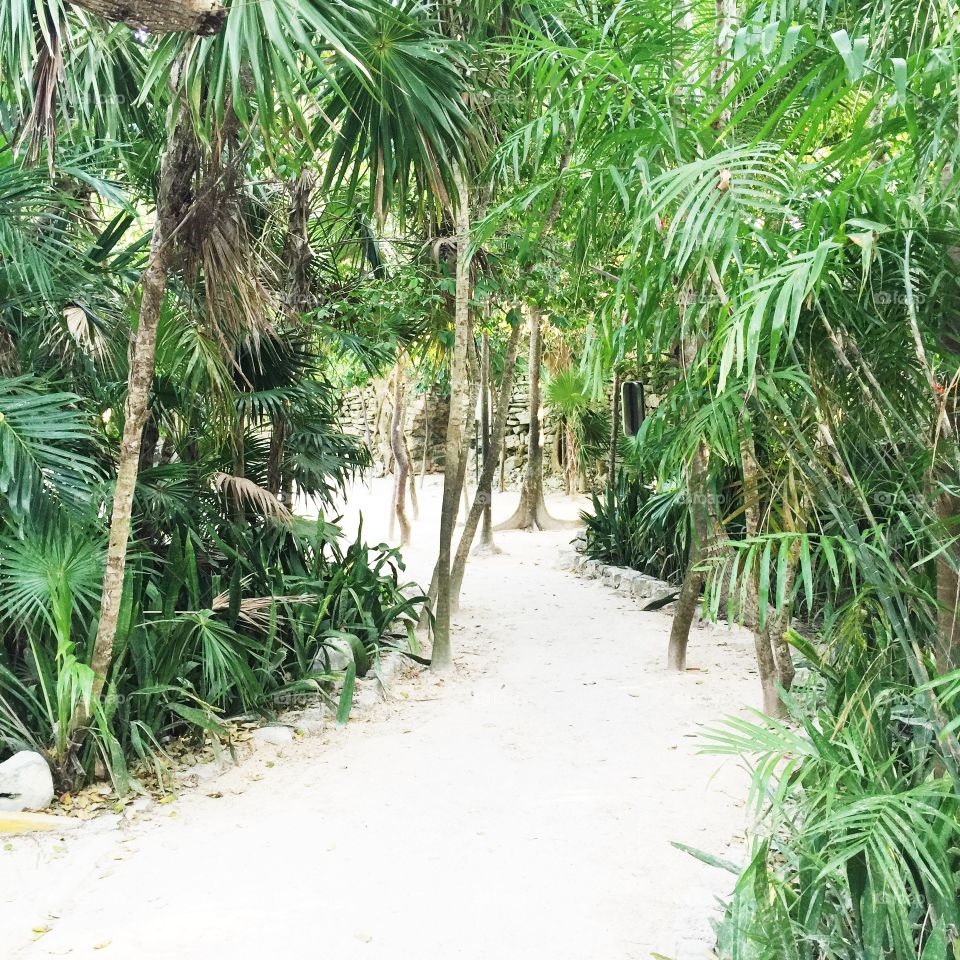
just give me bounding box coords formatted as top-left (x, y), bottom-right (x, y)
top-left (704, 594), bottom-right (960, 960)
top-left (0, 373), bottom-right (425, 791)
top-left (581, 470), bottom-right (689, 583)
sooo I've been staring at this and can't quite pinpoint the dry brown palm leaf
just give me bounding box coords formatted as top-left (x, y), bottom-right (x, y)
top-left (210, 586), bottom-right (317, 629)
top-left (200, 197), bottom-right (276, 347)
top-left (178, 138), bottom-right (277, 354)
top-left (209, 471), bottom-right (292, 522)
top-left (19, 16), bottom-right (64, 175)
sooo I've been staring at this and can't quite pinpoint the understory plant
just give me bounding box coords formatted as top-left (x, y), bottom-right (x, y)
top-left (705, 593), bottom-right (960, 959)
top-left (581, 470), bottom-right (689, 583)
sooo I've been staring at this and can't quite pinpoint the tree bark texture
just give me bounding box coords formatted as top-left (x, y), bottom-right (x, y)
top-left (390, 366), bottom-right (412, 545)
top-left (75, 103), bottom-right (199, 748)
top-left (431, 167), bottom-right (472, 669)
top-left (479, 331), bottom-right (494, 548)
top-left (494, 308), bottom-right (563, 531)
top-left (740, 430), bottom-right (786, 717)
top-left (936, 394), bottom-right (960, 672)
top-left (608, 371), bottom-right (621, 484)
top-left (68, 0), bottom-right (226, 34)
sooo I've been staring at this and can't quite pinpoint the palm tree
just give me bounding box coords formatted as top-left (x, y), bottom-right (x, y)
top-left (2, 0), bottom-right (471, 745)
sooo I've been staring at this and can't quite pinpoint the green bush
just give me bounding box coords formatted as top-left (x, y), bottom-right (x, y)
top-left (0, 374), bottom-right (425, 791)
top-left (581, 470), bottom-right (690, 583)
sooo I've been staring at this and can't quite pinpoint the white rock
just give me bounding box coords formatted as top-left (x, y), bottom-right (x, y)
top-left (295, 718), bottom-right (326, 737)
top-left (251, 726), bottom-right (293, 746)
top-left (630, 579), bottom-right (650, 599)
top-left (647, 586), bottom-right (678, 607)
top-left (0, 751), bottom-right (55, 812)
top-left (311, 637), bottom-right (354, 674)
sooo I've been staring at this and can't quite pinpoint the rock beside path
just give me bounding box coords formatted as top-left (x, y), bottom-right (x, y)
top-left (0, 752), bottom-right (55, 812)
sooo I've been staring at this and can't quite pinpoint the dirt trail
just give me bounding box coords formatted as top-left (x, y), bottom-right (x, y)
top-left (2, 479), bottom-right (757, 960)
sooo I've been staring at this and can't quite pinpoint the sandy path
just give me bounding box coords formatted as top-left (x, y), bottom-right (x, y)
top-left (2, 479), bottom-right (757, 959)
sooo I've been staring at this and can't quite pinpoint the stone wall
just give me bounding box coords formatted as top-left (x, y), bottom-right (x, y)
top-left (338, 376), bottom-right (557, 486)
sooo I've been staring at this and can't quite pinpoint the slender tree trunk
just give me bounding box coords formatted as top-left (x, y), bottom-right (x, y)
top-left (936, 394), bottom-right (960, 672)
top-left (609, 372), bottom-right (621, 484)
top-left (405, 433), bottom-right (419, 521)
top-left (666, 0), bottom-right (739, 673)
top-left (269, 172), bottom-right (315, 499)
top-left (420, 393), bottom-right (431, 489)
top-left (769, 466), bottom-right (800, 691)
top-left (358, 388), bottom-right (375, 491)
top-left (431, 167), bottom-right (472, 669)
top-left (418, 344), bottom-right (480, 628)
top-left (667, 329), bottom-right (715, 671)
top-left (372, 378), bottom-right (394, 474)
top-left (266, 418), bottom-right (285, 497)
top-left (70, 102), bottom-right (198, 751)
top-left (449, 321), bottom-right (523, 607)
top-left (479, 332), bottom-right (494, 547)
top-left (740, 428), bottom-right (785, 717)
top-left (390, 363), bottom-right (411, 545)
top-left (564, 421), bottom-right (580, 494)
top-left (495, 308), bottom-right (565, 531)
top-left (667, 441), bottom-right (712, 670)
top-left (282, 171), bottom-right (315, 319)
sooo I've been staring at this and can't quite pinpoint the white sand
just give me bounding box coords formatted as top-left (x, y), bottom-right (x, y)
top-left (1, 478), bottom-right (758, 959)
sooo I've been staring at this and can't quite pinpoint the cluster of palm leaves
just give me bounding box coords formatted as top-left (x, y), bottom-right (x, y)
top-left (491, 0), bottom-right (960, 955)
top-left (0, 0), bottom-right (475, 788)
top-left (0, 169), bottom-right (426, 789)
top-left (581, 470), bottom-right (690, 582)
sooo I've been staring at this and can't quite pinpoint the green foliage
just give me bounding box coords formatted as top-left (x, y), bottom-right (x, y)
top-left (491, 0), bottom-right (960, 955)
top-left (0, 377), bottom-right (103, 522)
top-left (706, 602), bottom-right (960, 959)
top-left (581, 471), bottom-right (689, 583)
top-left (544, 365), bottom-right (611, 485)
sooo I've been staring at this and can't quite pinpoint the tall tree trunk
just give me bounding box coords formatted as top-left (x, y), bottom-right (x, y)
top-left (449, 320), bottom-right (523, 608)
top-left (564, 420), bottom-right (580, 495)
top-left (666, 0), bottom-right (740, 673)
top-left (418, 341), bottom-right (480, 629)
top-left (268, 172), bottom-right (315, 500)
top-left (667, 440), bottom-right (712, 671)
top-left (740, 428), bottom-right (785, 717)
top-left (431, 167), bottom-right (472, 669)
top-left (479, 331), bottom-right (494, 548)
top-left (495, 308), bottom-right (564, 531)
top-left (358, 388), bottom-right (375, 491)
top-left (667, 331), bottom-right (715, 671)
top-left (768, 466), bottom-right (800, 692)
top-left (266, 418), bottom-right (285, 497)
top-left (390, 363), bottom-right (412, 545)
top-left (70, 102), bottom-right (198, 751)
top-left (608, 371), bottom-right (621, 485)
top-left (404, 433), bottom-right (419, 521)
top-left (420, 393), bottom-right (431, 489)
top-left (282, 171), bottom-right (315, 319)
top-left (936, 394), bottom-right (960, 672)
